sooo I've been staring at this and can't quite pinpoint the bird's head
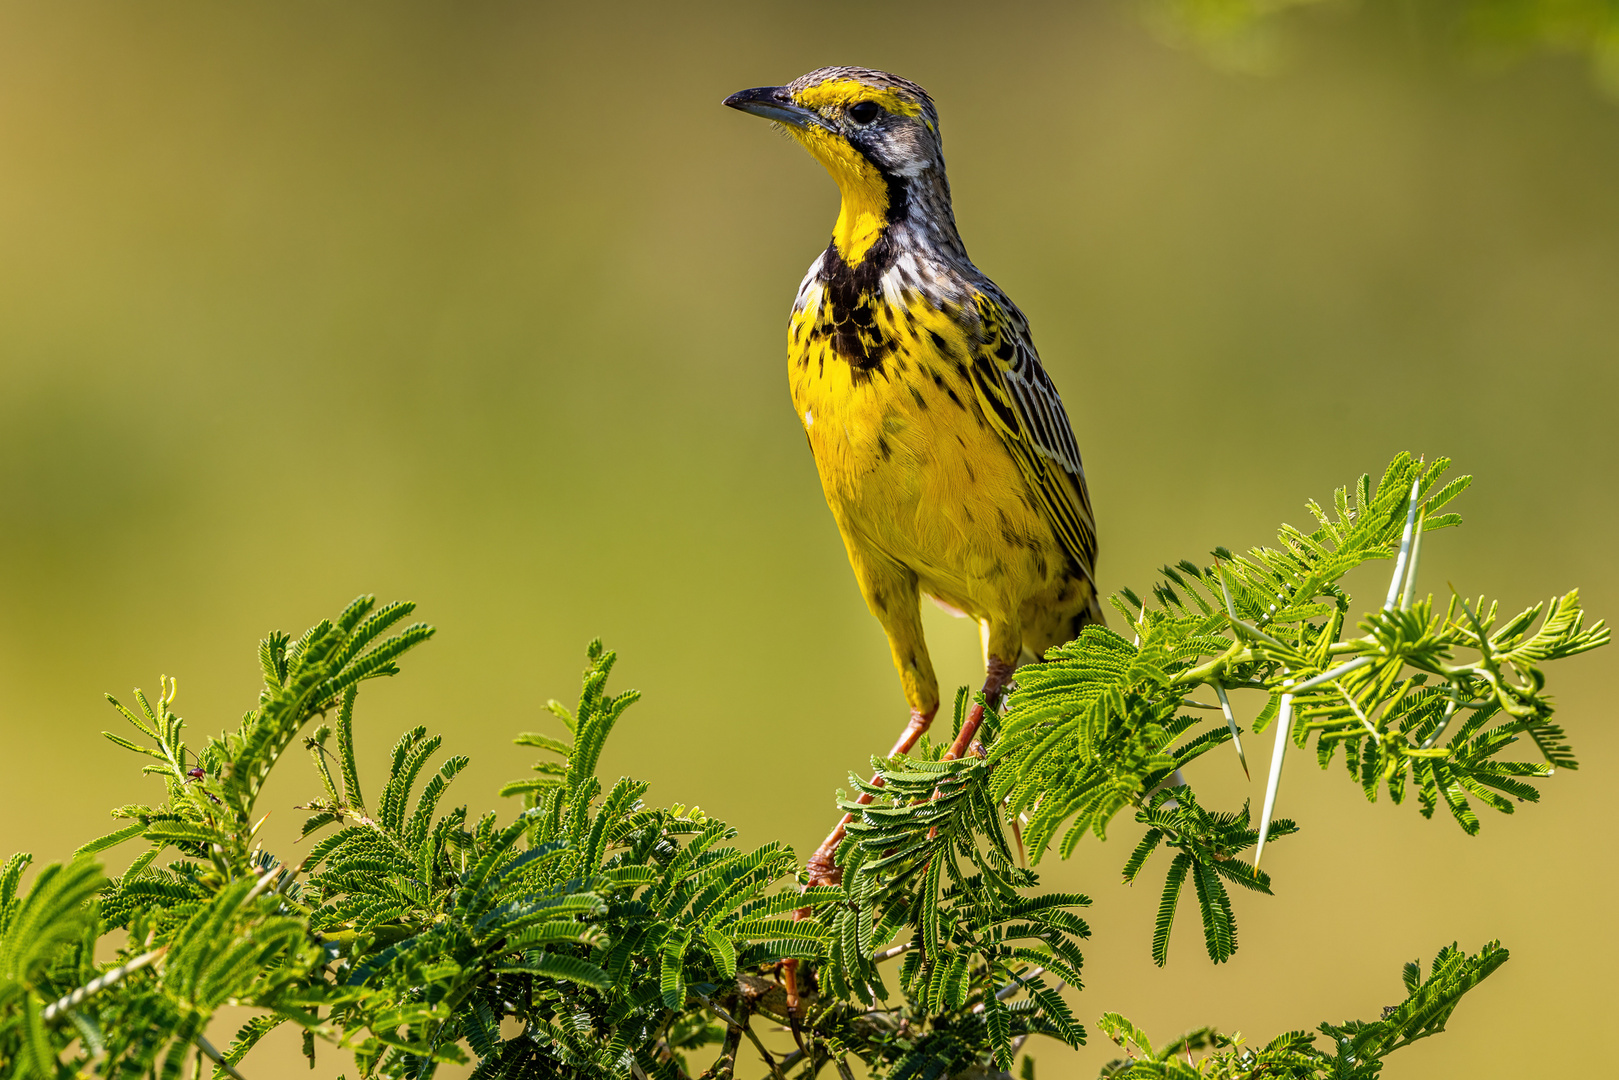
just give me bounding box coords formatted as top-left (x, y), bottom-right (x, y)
top-left (724, 67), bottom-right (952, 266)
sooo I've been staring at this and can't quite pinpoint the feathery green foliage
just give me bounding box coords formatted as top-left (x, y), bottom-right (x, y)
top-left (1096, 942), bottom-right (1510, 1078)
top-left (991, 453), bottom-right (1602, 966)
top-left (0, 454), bottom-right (1601, 1079)
top-left (812, 693), bottom-right (1092, 1077)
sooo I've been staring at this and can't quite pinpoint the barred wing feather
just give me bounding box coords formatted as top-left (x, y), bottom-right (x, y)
top-left (967, 290), bottom-right (1098, 582)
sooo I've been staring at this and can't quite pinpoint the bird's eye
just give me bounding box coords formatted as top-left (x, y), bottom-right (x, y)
top-left (848, 101), bottom-right (881, 125)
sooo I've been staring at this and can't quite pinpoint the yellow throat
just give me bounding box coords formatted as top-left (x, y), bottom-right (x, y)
top-left (786, 124), bottom-right (892, 266)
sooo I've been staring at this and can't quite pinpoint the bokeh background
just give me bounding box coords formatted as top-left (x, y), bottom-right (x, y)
top-left (2, 1), bottom-right (1615, 1076)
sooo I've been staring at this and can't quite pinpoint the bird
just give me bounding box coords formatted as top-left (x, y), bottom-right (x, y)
top-left (724, 68), bottom-right (1101, 888)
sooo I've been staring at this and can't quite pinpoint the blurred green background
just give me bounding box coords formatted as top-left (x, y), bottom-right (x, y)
top-left (1, 1), bottom-right (1615, 1076)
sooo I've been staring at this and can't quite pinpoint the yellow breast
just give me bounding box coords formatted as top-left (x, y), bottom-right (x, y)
top-left (787, 276), bottom-right (1056, 619)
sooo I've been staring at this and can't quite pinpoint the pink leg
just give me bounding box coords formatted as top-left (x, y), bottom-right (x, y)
top-left (788, 704), bottom-right (938, 1027)
top-left (788, 662), bottom-right (1011, 1025)
top-left (805, 703), bottom-right (938, 887)
top-left (942, 656), bottom-right (1016, 761)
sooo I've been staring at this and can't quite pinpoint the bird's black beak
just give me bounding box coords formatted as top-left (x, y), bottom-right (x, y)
top-left (722, 85), bottom-right (827, 131)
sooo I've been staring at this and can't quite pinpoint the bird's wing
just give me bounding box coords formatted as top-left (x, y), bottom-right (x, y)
top-left (966, 288), bottom-right (1098, 583)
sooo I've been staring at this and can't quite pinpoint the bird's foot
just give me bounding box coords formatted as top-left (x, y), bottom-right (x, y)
top-left (885, 704), bottom-right (939, 759)
top-left (805, 842), bottom-right (843, 889)
top-left (943, 656), bottom-right (1015, 761)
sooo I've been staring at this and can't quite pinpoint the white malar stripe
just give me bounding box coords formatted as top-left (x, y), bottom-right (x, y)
top-left (793, 256), bottom-right (827, 310)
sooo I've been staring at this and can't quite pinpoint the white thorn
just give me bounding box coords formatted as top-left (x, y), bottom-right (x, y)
top-left (1384, 479), bottom-right (1422, 611)
top-left (1215, 684), bottom-right (1250, 780)
top-left (1215, 559), bottom-right (1290, 649)
top-left (194, 1036), bottom-right (248, 1080)
top-left (1227, 615), bottom-right (1290, 651)
top-left (1400, 511), bottom-right (1426, 612)
top-left (1254, 692), bottom-right (1292, 871)
top-left (1287, 655), bottom-right (1375, 695)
